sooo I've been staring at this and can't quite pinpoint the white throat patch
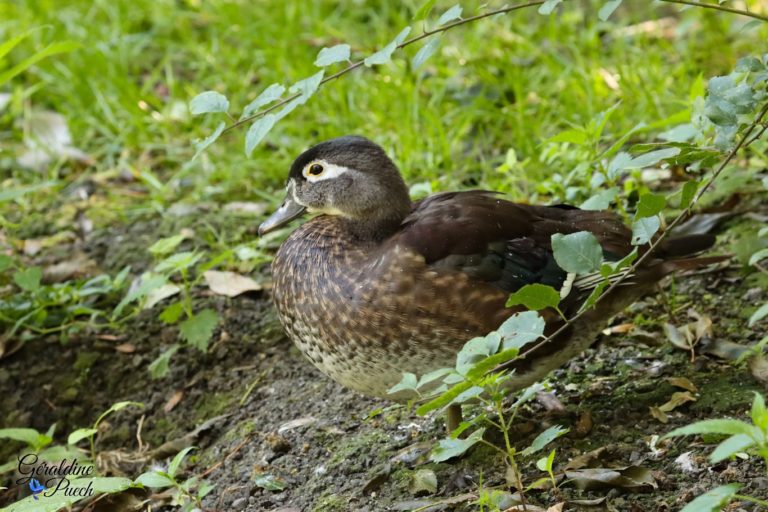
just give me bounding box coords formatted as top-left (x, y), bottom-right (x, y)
top-left (302, 160), bottom-right (351, 183)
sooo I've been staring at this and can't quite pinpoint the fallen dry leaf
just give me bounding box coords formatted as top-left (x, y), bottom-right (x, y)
top-left (204, 270), bottom-right (262, 297)
top-left (658, 391), bottom-right (696, 413)
top-left (277, 417), bottom-right (317, 434)
top-left (649, 406), bottom-right (669, 424)
top-left (115, 343), bottom-right (136, 354)
top-left (667, 376), bottom-right (697, 393)
top-left (749, 354), bottom-right (768, 386)
top-left (602, 322), bottom-right (634, 336)
top-left (565, 466), bottom-right (656, 492)
top-left (163, 391), bottom-right (184, 413)
top-left (18, 111), bottom-right (93, 170)
top-left (222, 201), bottom-right (268, 215)
top-left (43, 252), bottom-right (100, 283)
top-left (573, 410), bottom-right (593, 438)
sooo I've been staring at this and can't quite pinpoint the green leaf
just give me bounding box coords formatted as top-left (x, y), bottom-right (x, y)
top-left (577, 279), bottom-right (609, 313)
top-left (735, 56), bottom-right (763, 72)
top-left (522, 425), bottom-right (569, 456)
top-left (314, 44), bottom-right (350, 66)
top-left (412, 37), bottom-right (441, 70)
top-left (497, 311), bottom-right (546, 349)
top-left (710, 433), bottom-right (754, 463)
top-left (192, 121), bottom-right (226, 161)
top-left (416, 381), bottom-right (473, 415)
top-left (631, 216), bottom-right (660, 246)
top-left (536, 449), bottom-right (556, 473)
top-left (635, 193), bottom-right (666, 219)
top-left (135, 471), bottom-right (175, 488)
top-left (417, 368), bottom-right (454, 389)
top-left (253, 473), bottom-right (287, 491)
top-left (0, 254), bottom-right (12, 272)
top-left (241, 83), bottom-right (285, 118)
top-left (456, 334), bottom-right (500, 375)
top-left (168, 446), bottom-right (195, 477)
top-left (0, 428), bottom-right (47, 447)
top-left (749, 248), bottom-right (768, 266)
top-left (189, 91), bottom-right (229, 115)
top-left (67, 428), bottom-right (98, 445)
top-left (114, 273), bottom-right (166, 317)
top-left (749, 303), bottom-right (768, 327)
top-left (665, 418), bottom-right (753, 438)
top-left (580, 187), bottom-right (618, 211)
top-left (159, 301), bottom-right (185, 324)
top-left (103, 401), bottom-right (143, 416)
top-left (0, 181), bottom-right (56, 203)
top-left (465, 347), bottom-right (520, 380)
top-left (13, 267), bottom-right (42, 292)
top-left (751, 392), bottom-right (768, 430)
top-left (179, 309), bottom-right (219, 351)
top-left (538, 0), bottom-right (563, 15)
top-left (149, 344), bottom-right (180, 379)
top-left (0, 40), bottom-right (80, 87)
top-left (245, 114), bottom-right (277, 156)
top-left (437, 5), bottom-right (462, 25)
top-left (155, 251), bottom-right (202, 274)
top-left (506, 284), bottom-right (560, 311)
top-left (413, 0), bottom-right (438, 21)
top-left (548, 127), bottom-right (587, 145)
top-left (430, 428), bottom-right (486, 462)
top-left (679, 180), bottom-right (700, 209)
top-left (679, 483), bottom-right (741, 512)
top-left (551, 231), bottom-right (603, 274)
top-left (288, 70), bottom-right (325, 98)
top-left (388, 372), bottom-right (418, 395)
top-left (148, 234), bottom-right (186, 256)
top-left (364, 27), bottom-right (411, 66)
top-left (626, 147), bottom-right (681, 169)
top-left (410, 469), bottom-right (438, 495)
top-left (598, 0), bottom-right (623, 20)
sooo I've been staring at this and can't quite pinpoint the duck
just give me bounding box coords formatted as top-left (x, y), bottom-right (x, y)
top-left (259, 135), bottom-right (717, 426)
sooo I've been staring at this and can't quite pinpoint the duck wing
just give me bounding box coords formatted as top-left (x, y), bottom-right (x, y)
top-left (396, 190), bottom-right (634, 300)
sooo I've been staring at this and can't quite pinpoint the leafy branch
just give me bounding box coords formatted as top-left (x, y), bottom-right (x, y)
top-left (660, 0), bottom-right (768, 22)
top-left (515, 99), bottom-right (768, 366)
top-left (219, 1), bottom-right (545, 135)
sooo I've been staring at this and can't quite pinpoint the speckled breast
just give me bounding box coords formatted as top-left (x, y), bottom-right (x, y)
top-left (270, 218), bottom-right (471, 400)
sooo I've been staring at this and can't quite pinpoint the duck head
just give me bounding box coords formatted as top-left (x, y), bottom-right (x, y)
top-left (258, 136), bottom-right (412, 239)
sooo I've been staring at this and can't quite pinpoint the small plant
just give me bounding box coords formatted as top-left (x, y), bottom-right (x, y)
top-left (135, 447), bottom-right (214, 511)
top-left (0, 254), bottom-right (130, 345)
top-left (113, 233), bottom-right (227, 378)
top-left (665, 392), bottom-right (768, 510)
top-left (0, 402), bottom-right (145, 512)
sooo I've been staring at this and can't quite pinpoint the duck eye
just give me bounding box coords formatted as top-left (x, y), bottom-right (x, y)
top-left (308, 163), bottom-right (324, 176)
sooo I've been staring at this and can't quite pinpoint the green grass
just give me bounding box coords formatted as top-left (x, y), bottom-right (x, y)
top-left (2, 1), bottom-right (766, 218)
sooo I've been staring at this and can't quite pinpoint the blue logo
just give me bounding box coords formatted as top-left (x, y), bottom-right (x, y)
top-left (29, 478), bottom-right (45, 500)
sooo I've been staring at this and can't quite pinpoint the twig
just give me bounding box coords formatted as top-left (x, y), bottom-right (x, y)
top-left (659, 0), bottom-right (768, 22)
top-left (516, 101), bottom-right (768, 363)
top-left (220, 1), bottom-right (545, 136)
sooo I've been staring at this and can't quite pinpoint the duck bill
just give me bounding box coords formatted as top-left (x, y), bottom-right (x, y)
top-left (258, 197), bottom-right (307, 236)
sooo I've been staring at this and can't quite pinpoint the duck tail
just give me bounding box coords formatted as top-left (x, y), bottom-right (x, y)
top-left (658, 233), bottom-right (717, 258)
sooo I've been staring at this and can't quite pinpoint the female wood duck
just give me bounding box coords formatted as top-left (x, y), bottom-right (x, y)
top-left (259, 136), bottom-right (716, 409)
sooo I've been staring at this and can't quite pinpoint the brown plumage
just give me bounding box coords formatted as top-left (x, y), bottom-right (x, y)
top-left (260, 136), bottom-right (717, 400)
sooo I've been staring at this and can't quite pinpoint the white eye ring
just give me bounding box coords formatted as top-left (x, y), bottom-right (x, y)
top-left (302, 160), bottom-right (351, 182)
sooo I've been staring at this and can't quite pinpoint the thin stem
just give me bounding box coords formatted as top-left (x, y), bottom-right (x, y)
top-left (660, 0), bottom-right (768, 22)
top-left (733, 494), bottom-right (768, 507)
top-left (516, 101), bottom-right (768, 364)
top-left (220, 1), bottom-right (545, 136)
